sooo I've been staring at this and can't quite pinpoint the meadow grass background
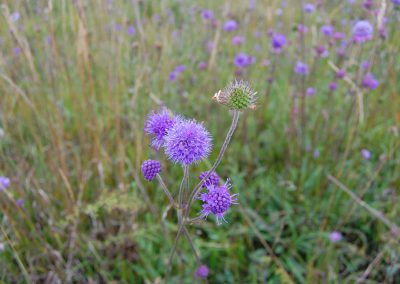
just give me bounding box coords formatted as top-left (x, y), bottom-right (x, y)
top-left (0, 0), bottom-right (400, 283)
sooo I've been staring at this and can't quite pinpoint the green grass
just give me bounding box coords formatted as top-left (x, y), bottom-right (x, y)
top-left (0, 0), bottom-right (399, 283)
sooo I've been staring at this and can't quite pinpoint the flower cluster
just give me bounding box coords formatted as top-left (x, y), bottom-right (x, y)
top-left (0, 176), bottom-right (10, 191)
top-left (199, 180), bottom-right (238, 225)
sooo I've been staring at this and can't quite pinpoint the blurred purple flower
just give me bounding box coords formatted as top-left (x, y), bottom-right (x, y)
top-left (361, 149), bottom-right (372, 160)
top-left (169, 71), bottom-right (178, 81)
top-left (201, 9), bottom-right (214, 20)
top-left (313, 149), bottom-right (320, 158)
top-left (175, 65), bottom-right (186, 73)
top-left (198, 61), bottom-right (207, 70)
top-left (303, 3), bottom-right (315, 13)
top-left (336, 69), bottom-right (346, 79)
top-left (195, 264), bottom-right (209, 279)
top-left (234, 52), bottom-right (255, 68)
top-left (352, 20), bottom-right (373, 43)
top-left (10, 12), bottom-right (20, 22)
top-left (13, 47), bottom-right (21, 56)
top-left (333, 32), bottom-right (345, 40)
top-left (361, 60), bottom-right (370, 69)
top-left (16, 198), bottom-right (24, 207)
top-left (329, 231), bottom-right (343, 242)
top-left (362, 73), bottom-right (379, 90)
top-left (298, 24), bottom-right (308, 35)
top-left (224, 20), bottom-right (238, 32)
top-left (271, 34), bottom-right (286, 52)
top-left (315, 45), bottom-right (329, 58)
top-left (363, 0), bottom-right (374, 10)
top-left (294, 61), bottom-right (309, 75)
top-left (232, 35), bottom-right (244, 45)
top-left (392, 0), bottom-right (400, 5)
top-left (306, 87), bottom-right (316, 96)
top-left (321, 25), bottom-right (334, 37)
top-left (0, 176), bottom-right (10, 191)
top-left (329, 82), bottom-right (337, 91)
top-left (127, 25), bottom-right (135, 36)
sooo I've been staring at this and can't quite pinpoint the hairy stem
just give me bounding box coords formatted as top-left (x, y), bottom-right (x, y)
top-left (156, 174), bottom-right (175, 207)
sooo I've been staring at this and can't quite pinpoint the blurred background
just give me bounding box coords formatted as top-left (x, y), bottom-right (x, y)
top-left (0, 0), bottom-right (399, 283)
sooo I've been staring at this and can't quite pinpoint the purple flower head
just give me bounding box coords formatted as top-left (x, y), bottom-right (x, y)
top-left (294, 61), bottom-right (309, 75)
top-left (16, 198), bottom-right (24, 207)
top-left (361, 60), bottom-right (370, 69)
top-left (127, 25), bottom-right (135, 36)
top-left (306, 87), bottom-right (316, 96)
top-left (329, 231), bottom-right (343, 243)
top-left (361, 149), bottom-right (371, 160)
top-left (321, 25), bottom-right (334, 37)
top-left (315, 45), bottom-right (329, 58)
top-left (271, 34), bottom-right (286, 52)
top-left (329, 81), bottom-right (337, 91)
top-left (298, 24), bottom-right (308, 35)
top-left (169, 71), bottom-right (178, 82)
top-left (198, 61), bottom-right (207, 70)
top-left (224, 20), bottom-right (238, 32)
top-left (313, 149), bottom-right (320, 158)
top-left (336, 69), bottom-right (346, 79)
top-left (232, 35), bottom-right (244, 45)
top-left (334, 32), bottom-right (345, 40)
top-left (10, 12), bottom-right (20, 22)
top-left (363, 0), bottom-right (374, 9)
top-left (175, 65), bottom-right (186, 73)
top-left (352, 20), bottom-right (373, 43)
top-left (144, 108), bottom-right (176, 150)
top-left (303, 3), bottom-right (315, 13)
top-left (392, 0), bottom-right (400, 5)
top-left (201, 9), bottom-right (214, 20)
top-left (195, 264), bottom-right (209, 279)
top-left (234, 52), bottom-right (254, 68)
top-left (164, 119), bottom-right (212, 166)
top-left (0, 176), bottom-right (10, 191)
top-left (199, 171), bottom-right (220, 188)
top-left (199, 180), bottom-right (238, 225)
top-left (362, 73), bottom-right (379, 90)
top-left (141, 160), bottom-right (161, 181)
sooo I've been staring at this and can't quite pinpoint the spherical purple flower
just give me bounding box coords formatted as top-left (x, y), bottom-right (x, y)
top-left (16, 198), bottom-right (24, 207)
top-left (198, 61), bottom-right (207, 70)
top-left (329, 82), bottom-right (337, 91)
top-left (294, 61), bottom-right (309, 75)
top-left (334, 32), bottom-right (345, 40)
top-left (321, 25), bottom-right (334, 37)
top-left (201, 9), bottom-right (214, 20)
top-left (352, 20), bottom-right (373, 43)
top-left (313, 149), bottom-right (320, 158)
top-left (271, 34), bottom-right (286, 52)
top-left (362, 73), bottom-right (379, 90)
top-left (175, 65), bottom-right (186, 73)
top-left (363, 0), bottom-right (374, 9)
top-left (361, 149), bottom-right (371, 160)
top-left (144, 108), bottom-right (176, 150)
top-left (232, 35), bottom-right (244, 45)
top-left (329, 231), bottom-right (343, 243)
top-left (169, 71), bottom-right (178, 82)
top-left (298, 24), bottom-right (308, 35)
top-left (164, 119), bottom-right (212, 166)
top-left (199, 180), bottom-right (238, 225)
top-left (361, 60), bottom-right (370, 69)
top-left (303, 3), bottom-right (315, 13)
top-left (224, 20), bottom-right (238, 32)
top-left (195, 264), bottom-right (209, 279)
top-left (0, 176), bottom-right (10, 191)
top-left (336, 69), bottom-right (346, 79)
top-left (127, 25), bottom-right (135, 36)
top-left (234, 52), bottom-right (254, 68)
top-left (199, 171), bottom-right (220, 188)
top-left (392, 0), bottom-right (400, 5)
top-left (315, 45), bottom-right (329, 58)
top-left (306, 87), bottom-right (316, 96)
top-left (141, 160), bottom-right (161, 181)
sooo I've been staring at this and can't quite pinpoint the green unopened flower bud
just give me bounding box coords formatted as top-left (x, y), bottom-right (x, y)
top-left (212, 80), bottom-right (257, 110)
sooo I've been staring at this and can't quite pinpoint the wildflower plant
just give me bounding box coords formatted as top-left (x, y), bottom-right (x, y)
top-left (141, 80), bottom-right (257, 275)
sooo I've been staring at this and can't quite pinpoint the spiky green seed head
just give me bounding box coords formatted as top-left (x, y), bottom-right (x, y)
top-left (212, 80), bottom-right (257, 110)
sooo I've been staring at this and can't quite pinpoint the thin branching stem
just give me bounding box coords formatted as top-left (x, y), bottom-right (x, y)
top-left (156, 174), bottom-right (175, 207)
